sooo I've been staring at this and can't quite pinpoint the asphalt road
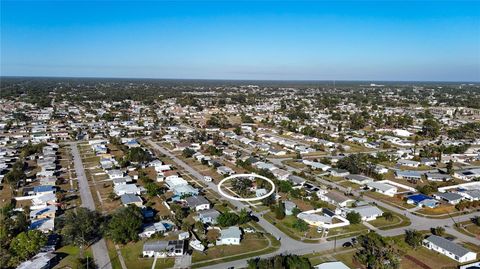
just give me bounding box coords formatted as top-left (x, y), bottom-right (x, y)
top-left (70, 142), bottom-right (113, 269)
top-left (145, 139), bottom-right (480, 269)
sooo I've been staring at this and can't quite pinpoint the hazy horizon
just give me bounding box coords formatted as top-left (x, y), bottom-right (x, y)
top-left (1, 1), bottom-right (479, 81)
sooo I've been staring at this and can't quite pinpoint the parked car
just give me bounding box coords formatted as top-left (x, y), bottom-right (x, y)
top-left (342, 242), bottom-right (353, 248)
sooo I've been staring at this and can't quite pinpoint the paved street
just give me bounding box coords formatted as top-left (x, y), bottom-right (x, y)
top-left (70, 142), bottom-right (113, 269)
top-left (145, 139), bottom-right (480, 269)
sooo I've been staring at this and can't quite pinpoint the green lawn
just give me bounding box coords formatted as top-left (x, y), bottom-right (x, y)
top-left (53, 245), bottom-right (93, 269)
top-left (326, 224), bottom-right (368, 240)
top-left (192, 233), bottom-right (269, 263)
top-left (465, 223), bottom-right (480, 236)
top-left (263, 212), bottom-right (322, 242)
top-left (191, 233), bottom-right (279, 268)
top-left (369, 206), bottom-right (411, 230)
top-left (107, 240), bottom-right (175, 269)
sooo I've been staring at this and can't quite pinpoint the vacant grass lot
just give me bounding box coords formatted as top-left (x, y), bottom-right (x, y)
top-left (416, 205), bottom-right (456, 215)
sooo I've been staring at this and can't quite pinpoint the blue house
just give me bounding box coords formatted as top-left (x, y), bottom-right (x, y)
top-left (406, 194), bottom-right (438, 208)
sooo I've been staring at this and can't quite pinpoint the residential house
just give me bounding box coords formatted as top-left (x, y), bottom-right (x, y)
top-left (216, 226), bottom-right (242, 245)
top-left (139, 221), bottom-right (174, 238)
top-left (297, 208), bottom-right (349, 229)
top-left (423, 235), bottom-right (476, 263)
top-left (284, 201), bottom-right (297, 216)
top-left (142, 240), bottom-right (186, 258)
top-left (217, 166), bottom-right (235, 176)
top-left (30, 205), bottom-right (56, 220)
top-left (345, 205), bottom-right (383, 221)
top-left (346, 174), bottom-right (374, 185)
top-left (395, 170), bottom-right (423, 182)
top-left (107, 169), bottom-right (124, 179)
top-left (185, 195), bottom-right (210, 211)
top-left (120, 194), bottom-right (143, 207)
top-left (29, 218), bottom-right (54, 233)
top-left (287, 175), bottom-right (306, 188)
top-left (366, 181), bottom-right (398, 197)
top-left (303, 160), bottom-right (331, 171)
top-left (454, 168), bottom-right (480, 181)
top-left (272, 168), bottom-right (290, 180)
top-left (197, 209), bottom-right (220, 224)
top-left (329, 168), bottom-right (350, 177)
top-left (433, 192), bottom-right (464, 205)
top-left (319, 191), bottom-right (354, 207)
top-left (17, 252), bottom-right (56, 269)
top-left (114, 184), bottom-right (143, 196)
top-left (407, 194), bottom-right (438, 208)
top-left (397, 159), bottom-right (420, 168)
top-left (426, 172), bottom-right (452, 182)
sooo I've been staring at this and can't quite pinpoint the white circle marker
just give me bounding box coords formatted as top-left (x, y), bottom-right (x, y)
top-left (217, 173), bottom-right (275, 202)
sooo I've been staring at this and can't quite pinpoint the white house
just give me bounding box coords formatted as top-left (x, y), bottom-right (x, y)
top-left (423, 235), bottom-right (477, 263)
top-left (366, 181), bottom-right (398, 197)
top-left (397, 159), bottom-right (420, 168)
top-left (216, 226), bottom-right (242, 245)
top-left (344, 205), bottom-right (383, 221)
top-left (114, 184), bottom-right (143, 196)
top-left (185, 195), bottom-right (210, 211)
top-left (346, 174), bottom-right (374, 185)
top-left (303, 160), bottom-right (331, 171)
top-left (142, 240), bottom-right (186, 258)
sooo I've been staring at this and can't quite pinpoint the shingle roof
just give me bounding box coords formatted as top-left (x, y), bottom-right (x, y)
top-left (120, 194), bottom-right (142, 204)
top-left (185, 195), bottom-right (210, 207)
top-left (425, 235), bottom-right (472, 257)
top-left (434, 192), bottom-right (463, 201)
top-left (219, 226), bottom-right (242, 239)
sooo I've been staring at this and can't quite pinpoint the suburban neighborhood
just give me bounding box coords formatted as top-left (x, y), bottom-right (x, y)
top-left (1, 79), bottom-right (480, 269)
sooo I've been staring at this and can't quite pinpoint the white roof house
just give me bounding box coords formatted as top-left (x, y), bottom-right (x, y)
top-left (216, 226), bottom-right (242, 245)
top-left (397, 159), bottom-right (420, 167)
top-left (345, 205), bottom-right (383, 221)
top-left (139, 221), bottom-right (168, 238)
top-left (346, 174), bottom-right (374, 185)
top-left (107, 169), bottom-right (124, 179)
top-left (114, 184), bottom-right (143, 196)
top-left (366, 181), bottom-right (398, 197)
top-left (303, 160), bottom-right (331, 171)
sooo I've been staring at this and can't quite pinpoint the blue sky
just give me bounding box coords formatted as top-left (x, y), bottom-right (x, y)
top-left (1, 1), bottom-right (479, 81)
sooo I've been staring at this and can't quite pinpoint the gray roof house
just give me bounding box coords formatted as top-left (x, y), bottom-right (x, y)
top-left (197, 209), bottom-right (221, 224)
top-left (423, 235), bottom-right (476, 263)
top-left (346, 174), bottom-right (374, 185)
top-left (433, 192), bottom-right (464, 205)
top-left (120, 194), bottom-right (143, 207)
top-left (185, 195), bottom-right (210, 211)
top-left (284, 201), bottom-right (297, 216)
top-left (142, 240), bottom-right (186, 258)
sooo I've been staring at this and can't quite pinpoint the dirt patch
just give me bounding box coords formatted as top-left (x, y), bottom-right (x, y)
top-left (404, 255), bottom-right (431, 269)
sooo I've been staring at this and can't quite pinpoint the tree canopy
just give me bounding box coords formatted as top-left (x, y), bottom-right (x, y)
top-left (106, 205), bottom-right (144, 244)
top-left (355, 232), bottom-right (400, 269)
top-left (60, 208), bottom-right (102, 247)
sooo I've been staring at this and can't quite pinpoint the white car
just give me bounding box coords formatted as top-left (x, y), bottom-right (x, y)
top-left (243, 228), bottom-right (255, 233)
top-left (204, 176), bottom-right (213, 182)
